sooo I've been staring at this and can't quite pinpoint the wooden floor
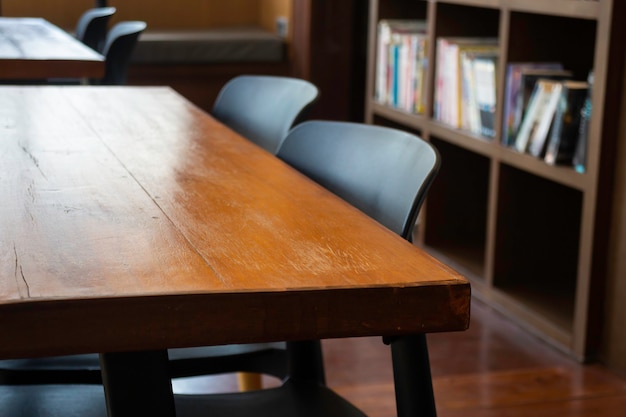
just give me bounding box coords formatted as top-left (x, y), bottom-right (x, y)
top-left (173, 298), bottom-right (626, 416)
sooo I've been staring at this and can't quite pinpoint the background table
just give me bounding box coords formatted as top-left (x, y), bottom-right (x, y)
top-left (0, 86), bottom-right (470, 416)
top-left (0, 17), bottom-right (104, 79)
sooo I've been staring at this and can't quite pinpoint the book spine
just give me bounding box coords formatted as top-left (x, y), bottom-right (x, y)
top-left (375, 22), bottom-right (390, 104)
top-left (573, 87), bottom-right (592, 172)
top-left (545, 84), bottom-right (588, 166)
top-left (528, 81), bottom-right (562, 158)
top-left (473, 56), bottom-right (497, 138)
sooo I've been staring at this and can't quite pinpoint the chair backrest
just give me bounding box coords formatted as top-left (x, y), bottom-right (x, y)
top-left (212, 75), bottom-right (319, 154)
top-left (277, 121), bottom-right (440, 241)
top-left (75, 7), bottom-right (116, 53)
top-left (101, 21), bottom-right (147, 85)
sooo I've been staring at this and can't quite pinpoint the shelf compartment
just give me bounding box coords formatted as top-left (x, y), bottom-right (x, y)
top-left (473, 281), bottom-right (573, 349)
top-left (493, 164), bottom-right (582, 332)
top-left (507, 12), bottom-right (596, 81)
top-left (433, 3), bottom-right (500, 38)
top-left (377, 0), bottom-right (428, 20)
top-left (496, 145), bottom-right (594, 191)
top-left (506, 0), bottom-right (600, 20)
top-left (423, 137), bottom-right (490, 279)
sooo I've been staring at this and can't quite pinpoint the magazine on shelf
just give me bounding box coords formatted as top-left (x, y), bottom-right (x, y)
top-left (544, 80), bottom-right (589, 165)
top-left (502, 62), bottom-right (563, 146)
top-left (527, 80), bottom-right (563, 158)
top-left (515, 79), bottom-right (561, 154)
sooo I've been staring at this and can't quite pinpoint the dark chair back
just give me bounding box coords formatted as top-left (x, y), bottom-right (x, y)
top-left (212, 76), bottom-right (319, 154)
top-left (101, 21), bottom-right (146, 85)
top-left (277, 120), bottom-right (440, 241)
top-left (75, 7), bottom-right (116, 53)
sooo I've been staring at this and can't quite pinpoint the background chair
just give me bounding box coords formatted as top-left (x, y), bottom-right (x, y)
top-left (212, 75), bottom-right (319, 154)
top-left (0, 120), bottom-right (440, 417)
top-left (74, 7), bottom-right (116, 53)
top-left (45, 19), bottom-right (144, 86)
top-left (99, 20), bottom-right (147, 85)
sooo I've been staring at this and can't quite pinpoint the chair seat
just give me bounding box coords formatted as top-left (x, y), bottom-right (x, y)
top-left (0, 384), bottom-right (108, 417)
top-left (0, 343), bottom-right (286, 384)
top-left (0, 379), bottom-right (368, 417)
top-left (176, 379), bottom-right (368, 417)
top-left (130, 27), bottom-right (286, 64)
top-left (0, 355), bottom-right (101, 384)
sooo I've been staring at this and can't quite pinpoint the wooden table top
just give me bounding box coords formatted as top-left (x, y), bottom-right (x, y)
top-left (0, 17), bottom-right (104, 79)
top-left (0, 86), bottom-right (470, 360)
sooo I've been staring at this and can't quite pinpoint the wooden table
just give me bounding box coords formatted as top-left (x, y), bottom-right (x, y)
top-left (0, 17), bottom-right (104, 79)
top-left (0, 86), bottom-right (470, 416)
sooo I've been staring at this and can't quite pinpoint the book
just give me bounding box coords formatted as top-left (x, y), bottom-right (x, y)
top-left (460, 50), bottom-right (480, 133)
top-left (573, 71), bottom-right (594, 172)
top-left (544, 81), bottom-right (589, 165)
top-left (413, 36), bottom-right (428, 114)
top-left (514, 79), bottom-right (561, 153)
top-left (502, 62), bottom-right (563, 146)
top-left (375, 20), bottom-right (427, 112)
top-left (517, 68), bottom-right (572, 126)
top-left (459, 49), bottom-right (498, 137)
top-left (527, 80), bottom-right (563, 158)
top-left (472, 53), bottom-right (498, 138)
top-left (434, 37), bottom-right (498, 132)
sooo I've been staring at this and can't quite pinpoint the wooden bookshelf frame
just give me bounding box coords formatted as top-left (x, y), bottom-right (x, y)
top-left (365, 0), bottom-right (625, 361)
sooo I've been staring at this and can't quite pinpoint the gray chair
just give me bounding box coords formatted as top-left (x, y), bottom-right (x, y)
top-left (99, 21), bottom-right (147, 85)
top-left (0, 120), bottom-right (441, 417)
top-left (278, 121), bottom-right (440, 241)
top-left (212, 75), bottom-right (319, 154)
top-left (45, 20), bottom-right (144, 86)
top-left (74, 7), bottom-right (116, 53)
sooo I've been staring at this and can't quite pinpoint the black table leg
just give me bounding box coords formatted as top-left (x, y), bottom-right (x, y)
top-left (286, 340), bottom-right (326, 384)
top-left (99, 350), bottom-right (176, 417)
top-left (387, 334), bottom-right (437, 417)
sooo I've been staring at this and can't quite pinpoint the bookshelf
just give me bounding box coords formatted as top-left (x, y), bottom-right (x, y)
top-left (365, 0), bottom-right (625, 360)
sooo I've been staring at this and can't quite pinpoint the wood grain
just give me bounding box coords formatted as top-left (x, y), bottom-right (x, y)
top-left (0, 17), bottom-right (104, 79)
top-left (0, 86), bottom-right (470, 360)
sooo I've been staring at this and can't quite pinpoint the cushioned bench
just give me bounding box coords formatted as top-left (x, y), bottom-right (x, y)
top-left (127, 26), bottom-right (290, 112)
top-left (131, 27), bottom-right (286, 64)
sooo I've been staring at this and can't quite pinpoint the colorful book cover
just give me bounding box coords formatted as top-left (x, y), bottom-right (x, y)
top-left (502, 62), bottom-right (563, 146)
top-left (515, 81), bottom-right (553, 153)
top-left (545, 81), bottom-right (590, 166)
top-left (471, 53), bottom-right (498, 138)
top-left (527, 80), bottom-right (563, 158)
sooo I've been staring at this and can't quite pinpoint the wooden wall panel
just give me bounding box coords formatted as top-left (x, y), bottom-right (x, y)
top-left (108, 0), bottom-right (260, 29)
top-left (259, 0), bottom-right (291, 34)
top-left (2, 0), bottom-right (282, 30)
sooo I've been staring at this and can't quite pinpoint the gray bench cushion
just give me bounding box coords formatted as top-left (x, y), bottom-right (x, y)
top-left (131, 27), bottom-right (286, 64)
